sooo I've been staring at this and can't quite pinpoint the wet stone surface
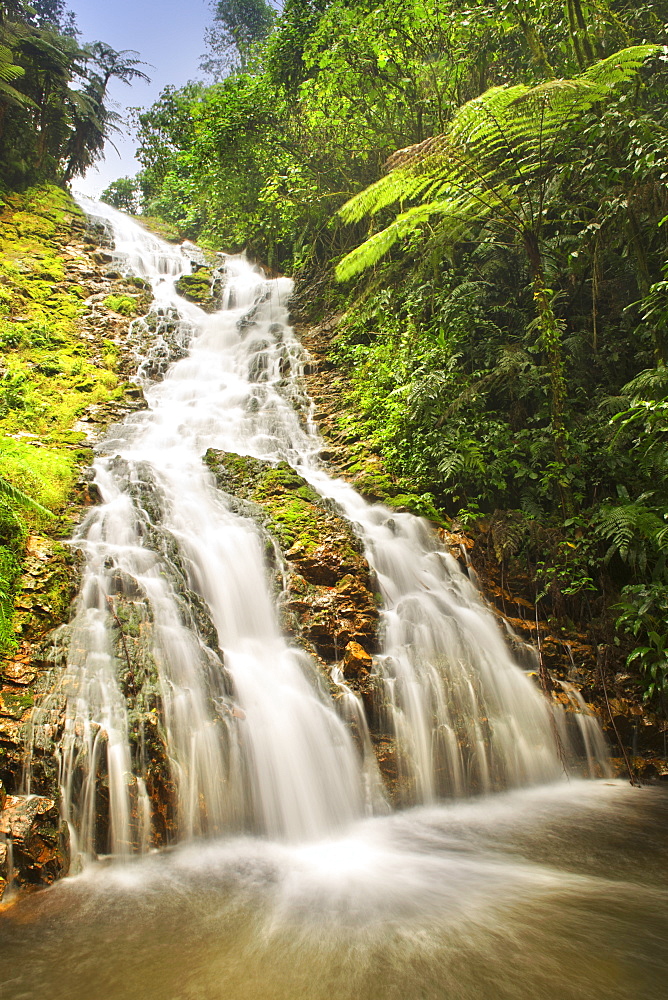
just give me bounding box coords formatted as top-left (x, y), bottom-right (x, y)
top-left (0, 208), bottom-right (189, 893)
top-left (205, 451), bottom-right (379, 667)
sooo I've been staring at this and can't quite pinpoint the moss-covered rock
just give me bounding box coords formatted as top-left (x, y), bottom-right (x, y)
top-left (175, 268), bottom-right (219, 312)
top-left (103, 293), bottom-right (138, 316)
top-left (205, 450), bottom-right (378, 664)
top-left (0, 185), bottom-right (185, 890)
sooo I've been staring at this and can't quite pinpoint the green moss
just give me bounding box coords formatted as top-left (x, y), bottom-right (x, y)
top-left (0, 437), bottom-right (76, 514)
top-left (137, 216), bottom-right (181, 243)
top-left (124, 276), bottom-right (150, 291)
top-left (1, 690), bottom-right (34, 715)
top-left (175, 270), bottom-right (215, 307)
top-left (11, 211), bottom-right (57, 240)
top-left (205, 453), bottom-right (335, 554)
top-left (0, 184), bottom-right (124, 654)
top-left (102, 339), bottom-right (120, 369)
top-left (0, 541), bottom-right (21, 654)
top-left (348, 468), bottom-right (446, 524)
top-left (104, 294), bottom-right (138, 316)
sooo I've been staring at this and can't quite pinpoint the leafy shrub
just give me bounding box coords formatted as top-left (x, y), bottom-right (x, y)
top-left (615, 583), bottom-right (668, 703)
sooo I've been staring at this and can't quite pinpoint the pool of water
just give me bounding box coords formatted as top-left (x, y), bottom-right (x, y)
top-left (2, 780), bottom-right (667, 1000)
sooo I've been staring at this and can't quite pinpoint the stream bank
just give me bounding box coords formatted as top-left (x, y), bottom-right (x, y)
top-left (292, 293), bottom-right (668, 781)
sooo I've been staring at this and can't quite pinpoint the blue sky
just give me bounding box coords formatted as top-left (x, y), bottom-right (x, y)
top-left (69, 0), bottom-right (212, 197)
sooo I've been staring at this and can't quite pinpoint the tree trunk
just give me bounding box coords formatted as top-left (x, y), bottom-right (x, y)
top-left (523, 229), bottom-right (572, 515)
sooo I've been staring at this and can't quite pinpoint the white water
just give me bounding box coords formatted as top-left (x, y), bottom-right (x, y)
top-left (4, 781), bottom-right (668, 1000)
top-left (27, 200), bottom-right (608, 861)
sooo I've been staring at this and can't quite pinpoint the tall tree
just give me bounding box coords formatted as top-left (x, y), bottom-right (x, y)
top-left (202, 0), bottom-right (276, 76)
top-left (335, 45), bottom-right (661, 504)
top-left (62, 44), bottom-right (149, 182)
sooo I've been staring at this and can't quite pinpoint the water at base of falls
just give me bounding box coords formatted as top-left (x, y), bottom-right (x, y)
top-left (2, 782), bottom-right (668, 1000)
top-left (25, 199), bottom-right (609, 864)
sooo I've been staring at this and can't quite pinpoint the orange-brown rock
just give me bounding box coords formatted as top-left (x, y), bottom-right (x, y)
top-left (342, 641), bottom-right (373, 679)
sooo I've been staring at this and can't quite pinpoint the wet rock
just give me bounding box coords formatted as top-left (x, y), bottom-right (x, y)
top-left (2, 657), bottom-right (37, 687)
top-left (0, 794), bottom-right (69, 895)
top-left (342, 641), bottom-right (372, 679)
top-left (12, 536), bottom-right (75, 648)
top-left (0, 717), bottom-right (21, 743)
top-left (0, 198), bottom-right (194, 894)
top-left (205, 451), bottom-right (379, 664)
top-left (0, 794), bottom-right (53, 841)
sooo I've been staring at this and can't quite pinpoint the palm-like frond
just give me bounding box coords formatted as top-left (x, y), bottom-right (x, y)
top-left (336, 196), bottom-right (483, 281)
top-left (621, 367), bottom-right (668, 400)
top-left (336, 45), bottom-right (661, 280)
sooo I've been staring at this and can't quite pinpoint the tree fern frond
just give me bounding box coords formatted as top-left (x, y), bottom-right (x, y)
top-left (597, 393), bottom-right (629, 416)
top-left (578, 44), bottom-right (661, 89)
top-left (336, 46), bottom-right (661, 280)
top-left (339, 170), bottom-right (406, 222)
top-left (0, 46), bottom-right (23, 83)
top-left (336, 199), bottom-right (476, 281)
top-left (386, 135), bottom-right (441, 171)
top-left (0, 477), bottom-right (54, 518)
top-left (621, 367), bottom-right (668, 400)
top-left (438, 440), bottom-right (485, 482)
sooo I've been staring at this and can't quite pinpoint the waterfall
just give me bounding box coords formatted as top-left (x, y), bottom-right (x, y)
top-left (26, 200), bottom-right (608, 863)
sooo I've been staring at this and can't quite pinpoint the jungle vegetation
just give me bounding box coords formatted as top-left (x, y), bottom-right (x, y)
top-left (0, 0), bottom-right (149, 189)
top-left (3, 0), bottom-right (660, 712)
top-left (107, 0), bottom-right (668, 708)
top-left (0, 2), bottom-right (148, 652)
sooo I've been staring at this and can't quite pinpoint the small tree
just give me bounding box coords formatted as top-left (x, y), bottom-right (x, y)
top-left (101, 175), bottom-right (141, 213)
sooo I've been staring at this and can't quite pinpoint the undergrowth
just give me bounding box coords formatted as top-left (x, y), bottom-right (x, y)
top-left (0, 184), bottom-right (121, 655)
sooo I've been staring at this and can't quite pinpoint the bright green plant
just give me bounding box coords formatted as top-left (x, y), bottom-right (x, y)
top-left (104, 293), bottom-right (137, 316)
top-left (335, 45), bottom-right (660, 483)
top-left (615, 583), bottom-right (668, 702)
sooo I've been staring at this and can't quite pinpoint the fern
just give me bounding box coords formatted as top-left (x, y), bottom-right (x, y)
top-left (489, 510), bottom-right (532, 561)
top-left (621, 367), bottom-right (668, 400)
top-left (437, 439), bottom-right (486, 482)
top-left (337, 46), bottom-right (661, 279)
top-left (595, 501), bottom-right (667, 570)
top-left (0, 476), bottom-right (54, 518)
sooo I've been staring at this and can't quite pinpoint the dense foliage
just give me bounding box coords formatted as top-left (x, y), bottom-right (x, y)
top-left (0, 0), bottom-right (148, 189)
top-left (100, 2), bottom-right (668, 710)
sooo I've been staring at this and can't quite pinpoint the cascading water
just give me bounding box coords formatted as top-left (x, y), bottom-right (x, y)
top-left (26, 199), bottom-right (608, 863)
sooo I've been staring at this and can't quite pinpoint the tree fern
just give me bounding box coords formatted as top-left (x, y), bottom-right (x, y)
top-left (337, 45), bottom-right (661, 278)
top-left (336, 44), bottom-right (660, 480)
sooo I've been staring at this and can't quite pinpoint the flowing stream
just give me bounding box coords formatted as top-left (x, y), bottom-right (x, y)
top-left (3, 203), bottom-right (665, 1000)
